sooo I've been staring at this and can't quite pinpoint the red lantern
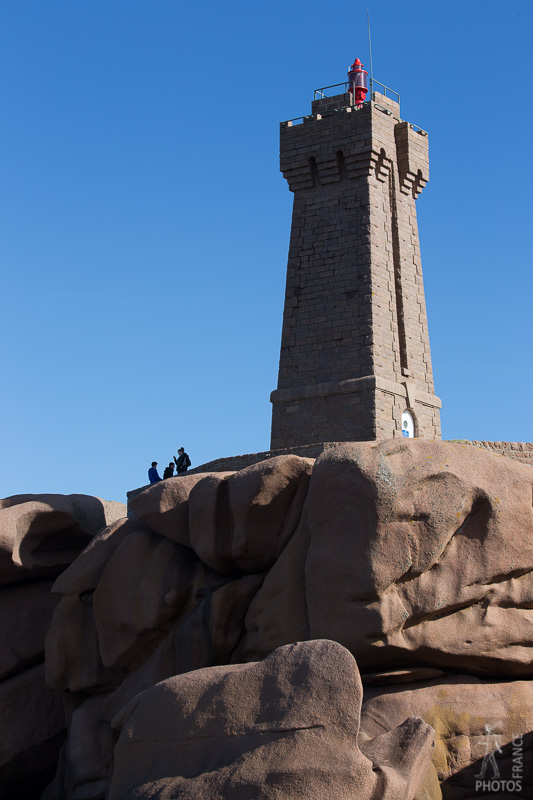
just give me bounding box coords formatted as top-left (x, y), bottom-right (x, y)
top-left (347, 58), bottom-right (368, 107)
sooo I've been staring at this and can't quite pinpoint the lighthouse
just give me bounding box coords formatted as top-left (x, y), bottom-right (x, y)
top-left (270, 60), bottom-right (441, 448)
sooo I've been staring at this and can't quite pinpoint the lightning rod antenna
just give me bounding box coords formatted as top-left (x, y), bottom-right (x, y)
top-left (367, 10), bottom-right (374, 97)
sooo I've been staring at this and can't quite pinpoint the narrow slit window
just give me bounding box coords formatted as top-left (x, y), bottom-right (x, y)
top-left (336, 150), bottom-right (347, 180)
top-left (309, 157), bottom-right (319, 186)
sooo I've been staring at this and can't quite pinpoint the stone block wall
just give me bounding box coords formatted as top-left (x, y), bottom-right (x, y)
top-left (271, 380), bottom-right (376, 447)
top-left (276, 106), bottom-right (376, 392)
top-left (270, 92), bottom-right (441, 449)
top-left (452, 440), bottom-right (533, 467)
top-left (187, 440), bottom-right (533, 476)
top-left (379, 386), bottom-right (441, 441)
top-left (187, 442), bottom-right (331, 475)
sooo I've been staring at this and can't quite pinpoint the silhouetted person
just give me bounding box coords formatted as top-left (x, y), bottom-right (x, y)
top-left (174, 447), bottom-right (191, 475)
top-left (163, 462), bottom-right (175, 480)
top-left (148, 462), bottom-right (162, 484)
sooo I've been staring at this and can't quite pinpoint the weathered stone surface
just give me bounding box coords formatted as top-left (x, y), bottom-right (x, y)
top-left (45, 569), bottom-right (264, 798)
top-left (189, 456), bottom-right (313, 574)
top-left (361, 675), bottom-right (533, 796)
top-left (102, 628), bottom-right (181, 724)
top-left (0, 580), bottom-right (58, 681)
top-left (360, 667), bottom-right (446, 686)
top-left (47, 519), bottom-right (264, 695)
top-left (0, 664), bottom-right (65, 798)
top-left (46, 591), bottom-right (124, 693)
top-left (63, 695), bottom-right (115, 800)
top-left (0, 494), bottom-right (125, 527)
top-left (93, 530), bottom-right (199, 671)
top-left (239, 441), bottom-right (533, 676)
top-left (0, 494), bottom-right (125, 586)
top-left (128, 474), bottom-right (212, 547)
top-left (36, 444), bottom-right (533, 797)
top-left (51, 517), bottom-right (138, 597)
top-left (233, 511), bottom-right (310, 663)
top-left (45, 521), bottom-right (150, 694)
top-left (0, 493), bottom-right (124, 798)
top-left (109, 641), bottom-right (434, 800)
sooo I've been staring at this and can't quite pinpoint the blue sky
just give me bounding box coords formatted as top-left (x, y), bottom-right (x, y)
top-left (1, 0), bottom-right (531, 502)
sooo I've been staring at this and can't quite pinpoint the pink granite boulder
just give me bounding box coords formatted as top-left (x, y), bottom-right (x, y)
top-left (0, 580), bottom-right (58, 681)
top-left (0, 493), bottom-right (125, 798)
top-left (45, 518), bottom-right (145, 693)
top-left (0, 664), bottom-right (65, 797)
top-left (46, 518), bottom-right (264, 695)
top-left (109, 640), bottom-right (435, 800)
top-left (128, 473), bottom-right (216, 547)
top-left (37, 443), bottom-right (533, 799)
top-left (0, 494), bottom-right (125, 585)
top-left (239, 441), bottom-right (533, 677)
top-left (361, 674), bottom-right (533, 797)
top-left (189, 455), bottom-right (313, 574)
top-left (305, 440), bottom-right (533, 676)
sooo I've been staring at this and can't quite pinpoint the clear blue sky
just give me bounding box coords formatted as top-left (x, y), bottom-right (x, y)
top-left (1, 0), bottom-right (531, 502)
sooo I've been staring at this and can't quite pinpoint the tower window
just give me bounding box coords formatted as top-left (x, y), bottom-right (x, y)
top-left (309, 157), bottom-right (319, 186)
top-left (336, 150), bottom-right (347, 180)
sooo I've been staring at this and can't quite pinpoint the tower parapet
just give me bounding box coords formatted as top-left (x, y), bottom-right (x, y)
top-left (270, 67), bottom-right (441, 448)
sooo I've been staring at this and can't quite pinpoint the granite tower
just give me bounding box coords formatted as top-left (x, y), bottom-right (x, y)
top-left (270, 64), bottom-right (441, 449)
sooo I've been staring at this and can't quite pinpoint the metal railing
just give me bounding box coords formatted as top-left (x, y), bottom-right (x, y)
top-left (369, 79), bottom-right (399, 108)
top-left (409, 122), bottom-right (427, 135)
top-left (314, 78), bottom-right (400, 112)
top-left (281, 78), bottom-right (405, 128)
top-left (314, 81), bottom-right (350, 100)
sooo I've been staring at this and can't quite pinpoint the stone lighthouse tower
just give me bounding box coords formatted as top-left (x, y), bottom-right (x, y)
top-left (270, 60), bottom-right (441, 449)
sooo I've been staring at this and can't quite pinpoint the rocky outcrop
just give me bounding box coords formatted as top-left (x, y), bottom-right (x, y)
top-left (0, 494), bottom-right (125, 799)
top-left (2, 441), bottom-right (533, 797)
top-left (0, 493), bottom-right (124, 584)
top-left (109, 641), bottom-right (435, 800)
top-left (361, 675), bottom-right (533, 795)
top-left (242, 440), bottom-right (533, 676)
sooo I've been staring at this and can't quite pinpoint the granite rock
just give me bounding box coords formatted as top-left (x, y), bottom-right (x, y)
top-left (240, 441), bottom-right (533, 677)
top-left (109, 640), bottom-right (435, 800)
top-left (361, 674), bottom-right (533, 797)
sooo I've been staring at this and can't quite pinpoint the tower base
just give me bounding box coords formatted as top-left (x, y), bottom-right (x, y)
top-left (270, 376), bottom-right (441, 449)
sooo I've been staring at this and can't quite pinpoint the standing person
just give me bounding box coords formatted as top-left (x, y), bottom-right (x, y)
top-left (174, 447), bottom-right (191, 475)
top-left (163, 462), bottom-right (175, 480)
top-left (148, 462), bottom-right (162, 484)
